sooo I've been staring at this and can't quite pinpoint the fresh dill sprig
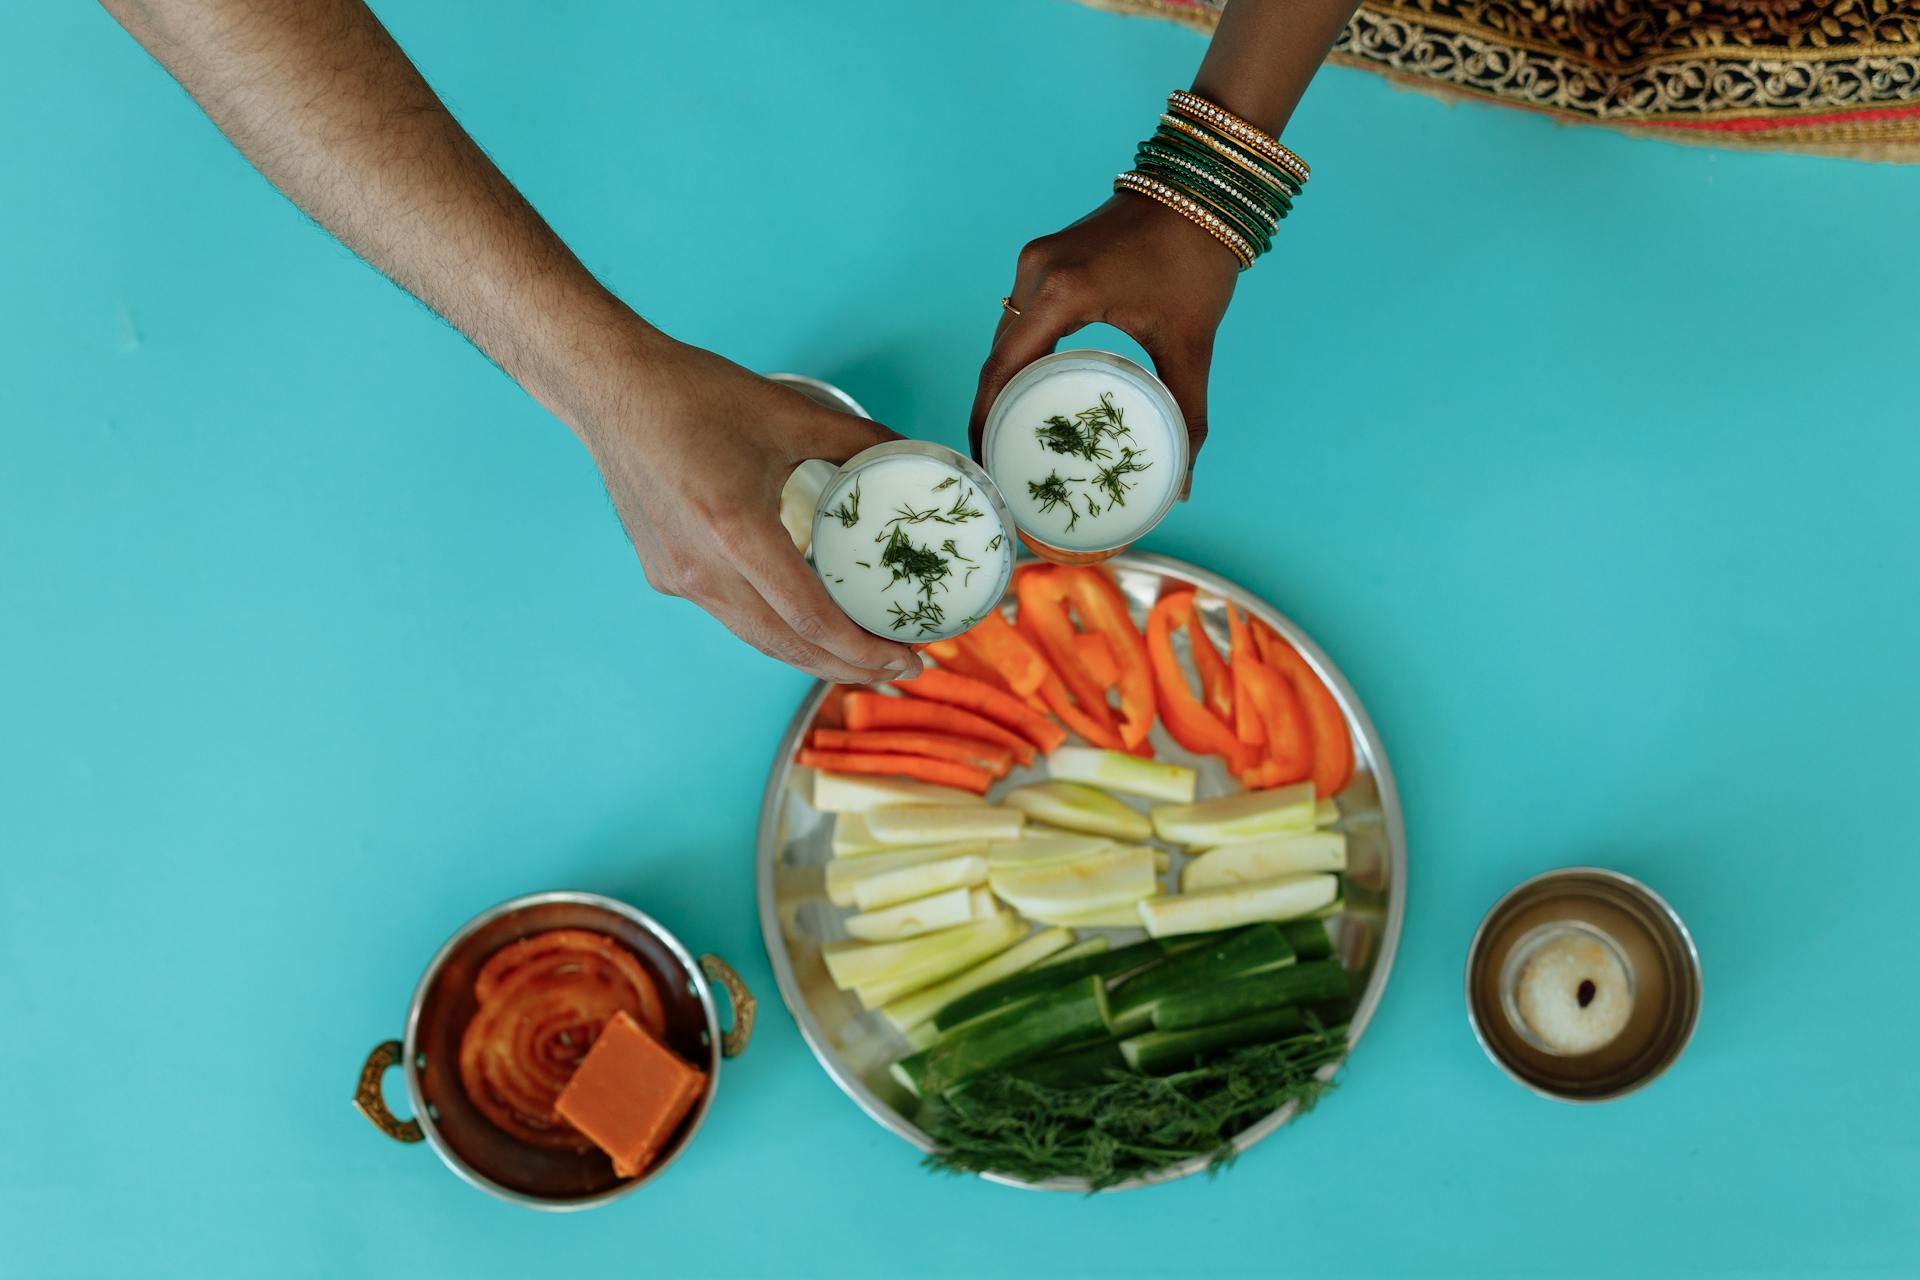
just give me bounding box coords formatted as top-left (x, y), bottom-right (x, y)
top-left (825, 477), bottom-right (862, 528)
top-left (920, 1025), bottom-right (1348, 1190)
top-left (1091, 446), bottom-right (1151, 509)
top-left (1035, 414), bottom-right (1109, 463)
top-left (944, 487), bottom-right (984, 523)
top-left (940, 539), bottom-right (974, 563)
top-left (986, 533), bottom-right (1004, 552)
top-left (1028, 471), bottom-right (1083, 532)
top-left (879, 525), bottom-right (950, 601)
top-left (886, 598), bottom-right (947, 636)
top-left (931, 476), bottom-right (957, 492)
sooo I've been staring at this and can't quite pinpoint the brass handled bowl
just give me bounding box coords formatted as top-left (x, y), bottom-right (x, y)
top-left (353, 890), bottom-right (754, 1211)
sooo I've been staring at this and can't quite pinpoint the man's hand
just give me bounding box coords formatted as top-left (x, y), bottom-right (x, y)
top-left (585, 335), bottom-right (920, 683)
top-left (970, 195), bottom-right (1237, 492)
top-left (98, 0), bottom-right (917, 682)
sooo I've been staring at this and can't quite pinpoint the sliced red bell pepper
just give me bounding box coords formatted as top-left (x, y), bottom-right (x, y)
top-left (895, 668), bottom-right (1067, 754)
top-left (921, 637), bottom-right (1009, 693)
top-left (1073, 632), bottom-right (1119, 689)
top-left (841, 691), bottom-right (1035, 766)
top-left (1225, 604), bottom-right (1312, 788)
top-left (1184, 608), bottom-right (1235, 725)
top-left (1146, 593), bottom-right (1246, 762)
top-left (1057, 567), bottom-right (1156, 752)
top-left (1251, 620), bottom-right (1354, 798)
top-left (795, 749), bottom-right (993, 795)
top-left (954, 611), bottom-right (1049, 698)
top-left (1016, 569), bottom-right (1123, 749)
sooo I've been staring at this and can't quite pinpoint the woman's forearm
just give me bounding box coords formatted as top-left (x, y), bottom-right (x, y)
top-left (1190, 0), bottom-right (1363, 136)
top-left (98, 0), bottom-right (649, 439)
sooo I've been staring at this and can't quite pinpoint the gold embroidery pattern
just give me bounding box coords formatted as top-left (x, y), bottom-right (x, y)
top-left (1069, 0), bottom-right (1920, 156)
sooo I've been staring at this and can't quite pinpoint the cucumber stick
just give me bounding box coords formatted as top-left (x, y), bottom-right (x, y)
top-left (985, 832), bottom-right (1115, 869)
top-left (825, 912), bottom-right (1017, 996)
top-left (988, 844), bottom-right (1156, 919)
top-left (879, 927), bottom-right (1073, 1033)
top-left (1002, 781), bottom-right (1153, 842)
top-left (1150, 782), bottom-right (1317, 847)
top-left (812, 773), bottom-right (988, 813)
top-left (1047, 748), bottom-right (1197, 804)
top-left (892, 976), bottom-right (1110, 1097)
top-left (1105, 924), bottom-right (1295, 1036)
top-left (1281, 918), bottom-right (1335, 961)
top-left (848, 853), bottom-right (989, 912)
top-left (1032, 936), bottom-right (1110, 968)
top-left (864, 804), bottom-right (1025, 845)
top-left (1181, 831), bottom-right (1347, 891)
top-left (932, 938), bottom-right (1163, 1032)
top-left (843, 886), bottom-right (991, 943)
top-left (1009, 1039), bottom-right (1129, 1089)
top-left (1120, 1007), bottom-right (1308, 1074)
top-left (1150, 959), bottom-right (1350, 1031)
top-left (1139, 874), bottom-right (1339, 938)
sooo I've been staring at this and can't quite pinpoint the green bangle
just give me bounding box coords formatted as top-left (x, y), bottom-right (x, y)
top-left (1135, 151), bottom-right (1278, 240)
top-left (1133, 158), bottom-right (1274, 253)
top-left (1174, 112), bottom-right (1305, 193)
top-left (1147, 129), bottom-right (1297, 209)
top-left (1138, 139), bottom-right (1291, 221)
top-left (1157, 116), bottom-right (1302, 199)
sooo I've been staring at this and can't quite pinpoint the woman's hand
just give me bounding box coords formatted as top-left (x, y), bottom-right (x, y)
top-left (582, 335), bottom-right (924, 684)
top-left (970, 195), bottom-right (1239, 491)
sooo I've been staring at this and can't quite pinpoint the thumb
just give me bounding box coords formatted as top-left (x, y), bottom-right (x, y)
top-left (807, 406), bottom-right (901, 465)
top-left (969, 290), bottom-right (1092, 461)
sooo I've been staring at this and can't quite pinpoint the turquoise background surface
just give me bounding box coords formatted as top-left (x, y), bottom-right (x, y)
top-left (4, 1), bottom-right (1918, 1275)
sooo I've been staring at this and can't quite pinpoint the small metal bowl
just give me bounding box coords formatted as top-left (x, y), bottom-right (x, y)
top-left (352, 891), bottom-right (754, 1210)
top-left (1465, 868), bottom-right (1701, 1103)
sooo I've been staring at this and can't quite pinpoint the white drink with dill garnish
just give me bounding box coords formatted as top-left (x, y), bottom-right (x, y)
top-left (982, 350), bottom-right (1187, 562)
top-left (810, 442), bottom-right (1015, 643)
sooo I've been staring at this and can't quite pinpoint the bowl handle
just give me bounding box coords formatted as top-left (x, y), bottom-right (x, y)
top-left (354, 1039), bottom-right (424, 1143)
top-left (699, 955), bottom-right (756, 1058)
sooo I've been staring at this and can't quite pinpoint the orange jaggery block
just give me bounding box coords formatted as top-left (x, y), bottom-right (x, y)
top-left (553, 1010), bottom-right (707, 1178)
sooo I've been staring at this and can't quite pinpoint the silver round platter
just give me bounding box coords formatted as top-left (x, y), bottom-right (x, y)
top-left (754, 551), bottom-right (1406, 1191)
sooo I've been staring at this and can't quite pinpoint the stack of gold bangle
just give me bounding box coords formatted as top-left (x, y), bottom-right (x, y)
top-left (1116, 91), bottom-right (1309, 270)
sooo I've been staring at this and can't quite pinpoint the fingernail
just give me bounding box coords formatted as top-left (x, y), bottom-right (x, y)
top-left (886, 657), bottom-right (921, 679)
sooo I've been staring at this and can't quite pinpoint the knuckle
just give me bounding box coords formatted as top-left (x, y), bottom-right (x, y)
top-left (1015, 237), bottom-right (1056, 276)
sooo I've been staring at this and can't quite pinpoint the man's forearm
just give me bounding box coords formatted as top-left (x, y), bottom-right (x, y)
top-left (1191, 0), bottom-right (1363, 137)
top-left (100, 0), bottom-right (646, 437)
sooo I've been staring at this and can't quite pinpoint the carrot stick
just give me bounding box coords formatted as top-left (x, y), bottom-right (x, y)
top-left (794, 750), bottom-right (993, 795)
top-left (895, 668), bottom-right (1067, 754)
top-left (808, 728), bottom-right (1013, 777)
top-left (924, 638), bottom-right (1017, 695)
top-left (841, 691), bottom-right (1035, 765)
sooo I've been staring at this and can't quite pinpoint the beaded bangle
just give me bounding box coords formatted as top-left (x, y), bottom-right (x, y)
top-left (1137, 138), bottom-right (1292, 217)
top-left (1135, 151), bottom-right (1276, 238)
top-left (1133, 156), bottom-right (1273, 253)
top-left (1159, 115), bottom-right (1300, 197)
top-left (1149, 127), bottom-right (1298, 206)
top-left (1167, 90), bottom-right (1310, 184)
top-left (1114, 90), bottom-right (1311, 269)
top-left (1112, 172), bottom-right (1255, 268)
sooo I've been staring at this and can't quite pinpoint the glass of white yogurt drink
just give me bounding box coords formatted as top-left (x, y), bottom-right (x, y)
top-left (981, 350), bottom-right (1188, 565)
top-left (809, 441), bottom-right (1016, 643)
